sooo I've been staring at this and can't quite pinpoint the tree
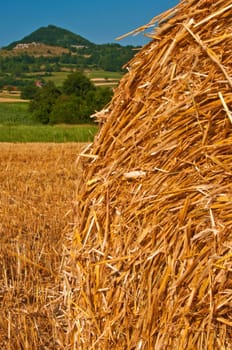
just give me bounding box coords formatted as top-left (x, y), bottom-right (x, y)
top-left (62, 71), bottom-right (95, 97)
top-left (91, 87), bottom-right (113, 110)
top-left (28, 72), bottom-right (114, 125)
top-left (20, 82), bottom-right (39, 100)
top-left (49, 87), bottom-right (113, 125)
top-left (50, 95), bottom-right (89, 124)
top-left (84, 87), bottom-right (113, 115)
top-left (29, 81), bottom-right (61, 124)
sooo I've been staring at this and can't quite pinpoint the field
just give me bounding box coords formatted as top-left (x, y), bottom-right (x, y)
top-left (0, 102), bottom-right (35, 125)
top-left (0, 142), bottom-right (85, 348)
top-left (0, 68), bottom-right (116, 143)
top-left (0, 91), bottom-right (27, 103)
top-left (42, 70), bottom-right (122, 87)
top-left (0, 124), bottom-right (98, 142)
top-left (0, 102), bottom-right (98, 142)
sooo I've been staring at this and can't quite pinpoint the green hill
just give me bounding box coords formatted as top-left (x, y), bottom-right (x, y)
top-left (0, 24), bottom-right (140, 78)
top-left (5, 25), bottom-right (94, 50)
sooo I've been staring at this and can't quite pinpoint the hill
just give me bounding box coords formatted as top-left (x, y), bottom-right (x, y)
top-left (4, 25), bottom-right (94, 50)
top-left (0, 43), bottom-right (70, 57)
top-left (0, 24), bottom-right (140, 90)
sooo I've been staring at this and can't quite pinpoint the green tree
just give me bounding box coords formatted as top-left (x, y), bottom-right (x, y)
top-left (28, 72), bottom-right (114, 125)
top-left (62, 71), bottom-right (95, 97)
top-left (92, 87), bottom-right (113, 110)
top-left (21, 82), bottom-right (39, 100)
top-left (50, 95), bottom-right (89, 124)
top-left (29, 81), bottom-right (61, 124)
top-left (85, 87), bottom-right (113, 114)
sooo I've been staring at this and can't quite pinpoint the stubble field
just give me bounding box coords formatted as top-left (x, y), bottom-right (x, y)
top-left (0, 142), bottom-right (85, 349)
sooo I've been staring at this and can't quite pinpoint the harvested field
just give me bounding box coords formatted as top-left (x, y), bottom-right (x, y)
top-left (0, 91), bottom-right (28, 103)
top-left (0, 98), bottom-right (28, 102)
top-left (0, 143), bottom-right (83, 349)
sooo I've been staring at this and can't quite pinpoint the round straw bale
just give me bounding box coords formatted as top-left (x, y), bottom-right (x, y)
top-left (66, 0), bottom-right (232, 348)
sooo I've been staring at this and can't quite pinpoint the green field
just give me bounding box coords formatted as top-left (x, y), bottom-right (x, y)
top-left (0, 102), bottom-right (98, 142)
top-left (0, 102), bottom-right (37, 125)
top-left (0, 124), bottom-right (98, 142)
top-left (43, 71), bottom-right (70, 86)
top-left (86, 70), bottom-right (123, 79)
top-left (42, 70), bottom-right (122, 86)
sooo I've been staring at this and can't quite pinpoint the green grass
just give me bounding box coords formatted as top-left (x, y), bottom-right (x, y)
top-left (0, 124), bottom-right (98, 142)
top-left (43, 71), bottom-right (70, 86)
top-left (0, 102), bottom-right (98, 142)
top-left (43, 70), bottom-right (123, 86)
top-left (86, 70), bottom-right (123, 80)
top-left (0, 102), bottom-right (37, 125)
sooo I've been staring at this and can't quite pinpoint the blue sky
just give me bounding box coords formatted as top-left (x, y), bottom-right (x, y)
top-left (0, 0), bottom-right (179, 48)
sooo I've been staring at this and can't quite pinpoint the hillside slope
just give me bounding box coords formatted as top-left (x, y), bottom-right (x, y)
top-left (4, 25), bottom-right (94, 50)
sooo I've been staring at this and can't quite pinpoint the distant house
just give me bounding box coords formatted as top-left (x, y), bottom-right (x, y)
top-left (14, 42), bottom-right (40, 50)
top-left (35, 81), bottom-right (43, 88)
top-left (70, 45), bottom-right (87, 49)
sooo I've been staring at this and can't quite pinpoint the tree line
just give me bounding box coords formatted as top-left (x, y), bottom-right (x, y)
top-left (0, 43), bottom-right (136, 74)
top-left (27, 71), bottom-right (113, 125)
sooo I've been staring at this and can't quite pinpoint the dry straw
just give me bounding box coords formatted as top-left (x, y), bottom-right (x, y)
top-left (65, 0), bottom-right (232, 348)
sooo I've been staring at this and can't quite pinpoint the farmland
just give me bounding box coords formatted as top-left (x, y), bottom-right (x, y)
top-left (43, 70), bottom-right (122, 87)
top-left (0, 102), bottom-right (35, 124)
top-left (0, 102), bottom-right (98, 142)
top-left (0, 68), bottom-right (117, 141)
top-left (0, 142), bottom-right (85, 348)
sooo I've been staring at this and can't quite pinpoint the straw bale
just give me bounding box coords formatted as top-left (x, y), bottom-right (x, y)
top-left (66, 0), bottom-right (232, 348)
